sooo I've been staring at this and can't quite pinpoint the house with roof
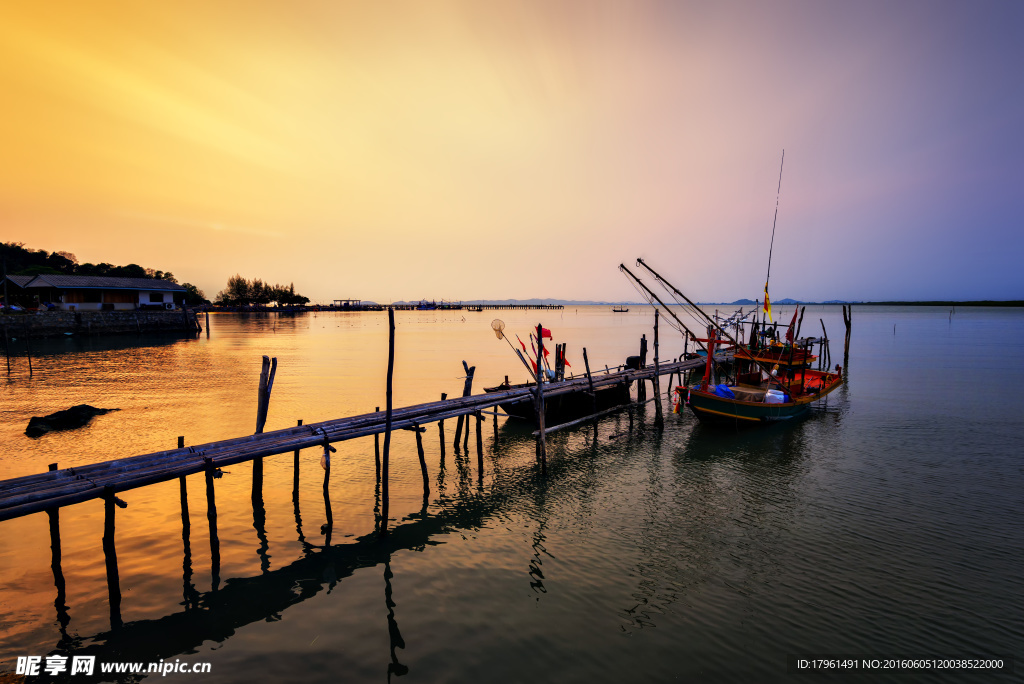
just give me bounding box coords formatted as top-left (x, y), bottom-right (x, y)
top-left (1, 274), bottom-right (186, 311)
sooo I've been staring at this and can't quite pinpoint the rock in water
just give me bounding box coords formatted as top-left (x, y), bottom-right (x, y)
top-left (25, 405), bottom-right (120, 437)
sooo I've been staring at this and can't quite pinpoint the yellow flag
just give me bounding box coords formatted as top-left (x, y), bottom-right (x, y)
top-left (763, 283), bottom-right (772, 322)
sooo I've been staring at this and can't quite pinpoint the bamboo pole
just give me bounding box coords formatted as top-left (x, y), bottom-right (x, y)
top-left (380, 307), bottom-right (395, 537)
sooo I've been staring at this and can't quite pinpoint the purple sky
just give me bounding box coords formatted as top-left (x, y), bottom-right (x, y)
top-left (2, 0), bottom-right (1022, 302)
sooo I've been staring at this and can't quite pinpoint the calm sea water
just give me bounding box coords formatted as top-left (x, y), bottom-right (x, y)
top-left (1, 306), bottom-right (1021, 682)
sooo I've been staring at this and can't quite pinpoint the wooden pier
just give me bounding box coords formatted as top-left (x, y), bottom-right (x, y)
top-left (0, 353), bottom-right (721, 523)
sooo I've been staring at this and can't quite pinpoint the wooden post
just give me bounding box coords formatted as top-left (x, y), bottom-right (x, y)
top-left (205, 311), bottom-right (211, 338)
top-left (380, 307), bottom-right (395, 537)
top-left (415, 424), bottom-right (429, 498)
top-left (102, 491), bottom-right (122, 630)
top-left (819, 320), bottom-right (829, 371)
top-left (637, 334), bottom-right (647, 402)
top-left (475, 411), bottom-right (484, 481)
top-left (842, 305), bottom-right (852, 370)
top-left (177, 436), bottom-right (189, 544)
top-left (254, 356), bottom-right (276, 500)
top-left (653, 310), bottom-right (663, 427)
top-left (25, 322), bottom-right (33, 377)
top-left (535, 324), bottom-right (547, 472)
top-left (293, 419), bottom-right (303, 502)
top-left (374, 406), bottom-right (381, 481)
top-left (46, 462), bottom-right (69, 632)
top-left (322, 438), bottom-right (333, 547)
top-left (582, 347), bottom-right (598, 437)
top-left (453, 362), bottom-right (474, 452)
top-left (205, 459), bottom-right (220, 592)
top-left (255, 355), bottom-right (277, 433)
top-left (4, 325), bottom-right (10, 375)
top-left (438, 393), bottom-right (447, 463)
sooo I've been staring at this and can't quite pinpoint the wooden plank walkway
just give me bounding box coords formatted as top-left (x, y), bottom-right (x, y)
top-left (0, 354), bottom-right (727, 522)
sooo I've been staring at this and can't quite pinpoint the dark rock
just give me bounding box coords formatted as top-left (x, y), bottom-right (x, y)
top-left (26, 404), bottom-right (120, 437)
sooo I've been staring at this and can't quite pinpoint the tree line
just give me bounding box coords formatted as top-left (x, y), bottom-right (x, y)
top-left (2, 241), bottom-right (207, 305)
top-left (213, 275), bottom-right (310, 307)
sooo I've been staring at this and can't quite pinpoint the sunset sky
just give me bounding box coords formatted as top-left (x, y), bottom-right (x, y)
top-left (2, 0), bottom-right (1021, 303)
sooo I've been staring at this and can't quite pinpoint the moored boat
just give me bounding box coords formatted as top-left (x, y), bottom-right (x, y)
top-left (484, 376), bottom-right (631, 423)
top-left (683, 327), bottom-right (841, 424)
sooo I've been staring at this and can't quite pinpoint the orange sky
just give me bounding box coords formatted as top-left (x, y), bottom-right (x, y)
top-left (2, 0), bottom-right (1022, 302)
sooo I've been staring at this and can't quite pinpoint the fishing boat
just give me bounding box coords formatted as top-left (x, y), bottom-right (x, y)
top-left (466, 305), bottom-right (484, 312)
top-left (612, 306), bottom-right (629, 312)
top-left (682, 325), bottom-right (841, 424)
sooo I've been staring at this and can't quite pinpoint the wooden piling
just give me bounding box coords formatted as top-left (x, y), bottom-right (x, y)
top-left (453, 362), bottom-right (475, 452)
top-left (535, 324), bottom-right (547, 472)
top-left (438, 394), bottom-right (447, 462)
top-left (102, 491), bottom-right (122, 630)
top-left (414, 424), bottom-right (429, 498)
top-left (653, 310), bottom-right (663, 427)
top-left (796, 305), bottom-right (806, 341)
top-left (293, 419), bottom-right (303, 502)
top-left (842, 305), bottom-right (852, 371)
top-left (637, 335), bottom-right (647, 402)
top-left (254, 356), bottom-right (276, 500)
top-left (46, 462), bottom-right (69, 630)
top-left (374, 407), bottom-right (381, 481)
top-left (322, 440), bottom-right (333, 547)
top-left (177, 436), bottom-right (189, 538)
top-left (475, 411), bottom-right (484, 481)
top-left (819, 319), bottom-right (830, 371)
top-left (25, 322), bottom-right (33, 377)
top-left (380, 307), bottom-right (395, 537)
top-left (204, 459), bottom-right (220, 591)
top-left (205, 311), bottom-right (211, 338)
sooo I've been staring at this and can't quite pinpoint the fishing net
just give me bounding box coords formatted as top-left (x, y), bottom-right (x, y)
top-left (491, 319), bottom-right (505, 340)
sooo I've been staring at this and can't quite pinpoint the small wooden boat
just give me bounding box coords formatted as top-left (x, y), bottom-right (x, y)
top-left (466, 305), bottom-right (484, 312)
top-left (484, 377), bottom-right (631, 423)
top-left (612, 307), bottom-right (629, 312)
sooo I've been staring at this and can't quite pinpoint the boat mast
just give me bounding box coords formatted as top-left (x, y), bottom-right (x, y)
top-left (763, 150), bottom-right (785, 322)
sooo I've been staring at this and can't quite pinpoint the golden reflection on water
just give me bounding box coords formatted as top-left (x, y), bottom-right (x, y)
top-left (0, 308), bottom-right (679, 661)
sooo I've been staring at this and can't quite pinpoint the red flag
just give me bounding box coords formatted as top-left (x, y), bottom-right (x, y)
top-left (530, 358), bottom-right (537, 374)
top-left (543, 346), bottom-right (550, 358)
top-left (517, 335), bottom-right (527, 353)
top-left (541, 327), bottom-right (552, 339)
top-left (564, 357), bottom-right (571, 367)
top-left (785, 308), bottom-right (798, 343)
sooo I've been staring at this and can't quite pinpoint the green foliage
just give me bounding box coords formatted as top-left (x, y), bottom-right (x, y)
top-left (181, 283), bottom-right (207, 306)
top-left (214, 275), bottom-right (308, 307)
top-left (1, 242), bottom-right (177, 282)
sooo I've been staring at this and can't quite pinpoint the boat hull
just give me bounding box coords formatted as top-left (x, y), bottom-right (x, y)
top-left (685, 371), bottom-right (842, 425)
top-left (485, 380), bottom-right (631, 424)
